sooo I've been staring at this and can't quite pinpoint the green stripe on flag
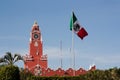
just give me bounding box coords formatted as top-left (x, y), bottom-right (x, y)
top-left (70, 12), bottom-right (77, 31)
top-left (70, 16), bottom-right (73, 30)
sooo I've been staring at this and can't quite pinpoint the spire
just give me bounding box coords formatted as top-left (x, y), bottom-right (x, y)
top-left (33, 20), bottom-right (38, 26)
top-left (34, 21), bottom-right (37, 25)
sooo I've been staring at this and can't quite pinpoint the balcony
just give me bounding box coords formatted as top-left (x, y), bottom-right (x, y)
top-left (40, 54), bottom-right (47, 61)
top-left (23, 55), bottom-right (34, 61)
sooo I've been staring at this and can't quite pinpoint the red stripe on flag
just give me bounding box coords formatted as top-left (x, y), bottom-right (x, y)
top-left (77, 27), bottom-right (88, 40)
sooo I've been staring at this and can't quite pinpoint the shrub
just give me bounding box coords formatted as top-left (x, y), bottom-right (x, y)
top-left (0, 65), bottom-right (20, 80)
top-left (20, 68), bottom-right (33, 80)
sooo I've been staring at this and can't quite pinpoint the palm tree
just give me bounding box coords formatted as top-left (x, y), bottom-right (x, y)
top-left (0, 52), bottom-right (23, 65)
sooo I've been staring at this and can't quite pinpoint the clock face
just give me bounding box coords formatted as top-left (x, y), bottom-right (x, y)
top-left (34, 34), bottom-right (39, 39)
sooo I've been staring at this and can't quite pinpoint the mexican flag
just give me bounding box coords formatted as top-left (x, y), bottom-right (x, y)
top-left (70, 12), bottom-right (88, 40)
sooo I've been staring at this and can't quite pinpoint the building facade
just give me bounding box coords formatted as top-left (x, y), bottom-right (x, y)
top-left (24, 22), bottom-right (95, 76)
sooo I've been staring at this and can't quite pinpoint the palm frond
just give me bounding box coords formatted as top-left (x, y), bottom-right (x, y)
top-left (13, 53), bottom-right (23, 64)
top-left (0, 52), bottom-right (23, 65)
top-left (5, 52), bottom-right (14, 65)
top-left (0, 58), bottom-right (5, 63)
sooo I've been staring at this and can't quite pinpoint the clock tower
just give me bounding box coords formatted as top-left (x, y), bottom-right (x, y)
top-left (24, 21), bottom-right (47, 75)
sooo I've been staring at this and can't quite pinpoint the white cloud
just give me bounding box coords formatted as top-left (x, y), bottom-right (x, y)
top-left (93, 54), bottom-right (120, 64)
top-left (44, 46), bottom-right (72, 59)
top-left (43, 46), bottom-right (73, 69)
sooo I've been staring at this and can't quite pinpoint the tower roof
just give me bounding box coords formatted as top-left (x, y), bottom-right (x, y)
top-left (34, 21), bottom-right (37, 24)
top-left (33, 21), bottom-right (38, 26)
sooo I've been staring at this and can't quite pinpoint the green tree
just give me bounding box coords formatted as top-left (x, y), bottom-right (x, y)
top-left (0, 52), bottom-right (23, 65)
top-left (0, 65), bottom-right (20, 80)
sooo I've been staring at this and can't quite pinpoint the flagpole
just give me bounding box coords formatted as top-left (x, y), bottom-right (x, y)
top-left (60, 40), bottom-right (63, 69)
top-left (69, 48), bottom-right (72, 68)
top-left (72, 26), bottom-right (75, 76)
top-left (71, 11), bottom-right (75, 76)
top-left (70, 11), bottom-right (88, 76)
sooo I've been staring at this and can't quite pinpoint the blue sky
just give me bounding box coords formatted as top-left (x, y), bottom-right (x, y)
top-left (0, 0), bottom-right (120, 70)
